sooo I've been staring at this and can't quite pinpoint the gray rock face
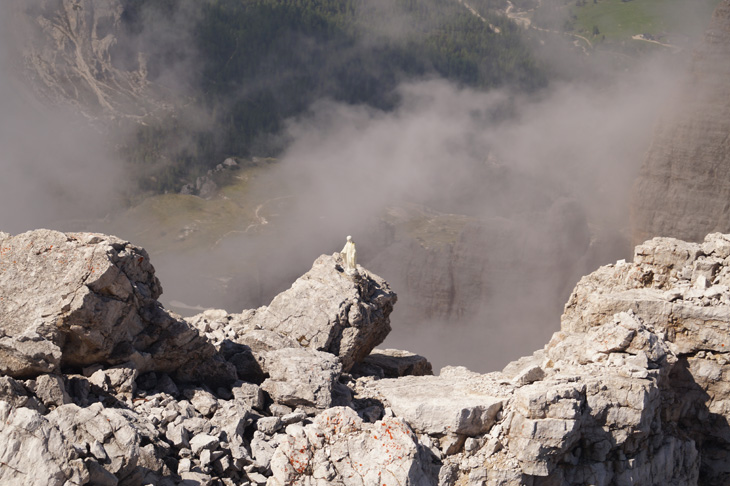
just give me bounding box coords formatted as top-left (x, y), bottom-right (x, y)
top-left (556, 233), bottom-right (730, 485)
top-left (186, 254), bottom-right (398, 375)
top-left (183, 257), bottom-right (398, 390)
top-left (267, 407), bottom-right (438, 486)
top-left (246, 254), bottom-right (397, 372)
top-left (25, 374), bottom-right (72, 409)
top-left (260, 348), bottom-right (343, 410)
top-left (0, 230), bottom-right (233, 384)
top-left (372, 370), bottom-right (506, 436)
top-left (7, 229), bottom-right (730, 485)
top-left (631, 0), bottom-right (730, 244)
top-left (0, 403), bottom-right (75, 486)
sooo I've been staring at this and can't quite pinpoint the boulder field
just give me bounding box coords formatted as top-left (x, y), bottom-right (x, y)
top-left (3, 229), bottom-right (730, 485)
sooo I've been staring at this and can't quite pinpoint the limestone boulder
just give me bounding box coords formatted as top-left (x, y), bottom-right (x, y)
top-left (267, 407), bottom-right (438, 486)
top-left (0, 402), bottom-right (79, 486)
top-left (0, 230), bottom-right (234, 384)
top-left (25, 374), bottom-right (72, 409)
top-left (0, 397), bottom-right (174, 486)
top-left (0, 376), bottom-right (45, 411)
top-left (371, 368), bottom-right (507, 437)
top-left (246, 254), bottom-right (396, 371)
top-left (260, 348), bottom-right (344, 410)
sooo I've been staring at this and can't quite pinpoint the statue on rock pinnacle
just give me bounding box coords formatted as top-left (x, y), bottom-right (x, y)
top-left (340, 235), bottom-right (357, 275)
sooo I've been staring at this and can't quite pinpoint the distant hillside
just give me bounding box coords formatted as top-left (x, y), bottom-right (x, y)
top-left (117, 0), bottom-right (547, 193)
top-left (532, 0), bottom-right (721, 55)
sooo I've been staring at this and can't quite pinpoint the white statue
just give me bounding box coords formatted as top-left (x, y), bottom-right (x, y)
top-left (340, 235), bottom-right (357, 275)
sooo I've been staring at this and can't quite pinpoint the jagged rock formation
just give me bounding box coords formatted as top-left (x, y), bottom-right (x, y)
top-left (0, 229), bottom-right (232, 384)
top-left (559, 232), bottom-right (730, 485)
top-left (631, 0), bottom-right (730, 244)
top-left (0, 230), bottom-right (399, 485)
top-left (5, 229), bottom-right (730, 485)
top-left (243, 254), bottom-right (396, 372)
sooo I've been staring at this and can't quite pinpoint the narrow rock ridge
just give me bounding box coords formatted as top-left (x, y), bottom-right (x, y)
top-left (3, 229), bottom-right (730, 484)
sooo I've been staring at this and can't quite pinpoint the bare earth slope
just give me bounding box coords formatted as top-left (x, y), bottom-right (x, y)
top-left (6, 0), bottom-right (170, 119)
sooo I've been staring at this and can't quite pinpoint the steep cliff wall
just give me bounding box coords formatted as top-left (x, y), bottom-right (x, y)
top-left (365, 198), bottom-right (599, 371)
top-left (631, 0), bottom-right (730, 244)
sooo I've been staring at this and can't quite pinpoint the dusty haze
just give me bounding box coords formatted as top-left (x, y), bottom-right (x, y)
top-left (0, 0), bottom-right (704, 372)
top-left (0, 8), bottom-right (125, 233)
top-left (212, 66), bottom-right (683, 372)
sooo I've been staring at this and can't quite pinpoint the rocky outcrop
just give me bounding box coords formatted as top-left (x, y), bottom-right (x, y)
top-left (0, 229), bottom-right (403, 485)
top-left (7, 229), bottom-right (730, 485)
top-left (558, 232), bottom-right (730, 485)
top-left (262, 233), bottom-right (730, 485)
top-left (244, 254), bottom-right (397, 372)
top-left (631, 0), bottom-right (730, 244)
top-left (350, 234), bottom-right (730, 485)
top-left (185, 254), bottom-right (397, 374)
top-left (0, 229), bottom-right (232, 384)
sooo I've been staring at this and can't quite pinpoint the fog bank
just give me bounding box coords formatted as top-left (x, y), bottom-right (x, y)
top-left (0, 0), bottom-right (698, 373)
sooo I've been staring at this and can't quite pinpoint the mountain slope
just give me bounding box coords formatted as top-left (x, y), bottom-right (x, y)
top-left (7, 0), bottom-right (172, 119)
top-left (631, 0), bottom-right (730, 244)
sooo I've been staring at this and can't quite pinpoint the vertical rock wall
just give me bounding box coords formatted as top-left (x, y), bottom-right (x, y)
top-left (631, 0), bottom-right (730, 244)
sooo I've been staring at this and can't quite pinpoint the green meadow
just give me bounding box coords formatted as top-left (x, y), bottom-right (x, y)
top-left (569, 0), bottom-right (721, 46)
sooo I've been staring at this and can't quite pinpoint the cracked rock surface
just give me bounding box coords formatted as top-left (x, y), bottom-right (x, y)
top-left (243, 254), bottom-right (397, 372)
top-left (6, 229), bottom-right (730, 485)
top-left (0, 230), bottom-right (231, 383)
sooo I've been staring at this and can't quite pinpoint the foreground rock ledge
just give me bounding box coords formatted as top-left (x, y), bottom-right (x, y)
top-left (4, 230), bottom-right (730, 485)
top-left (0, 229), bottom-right (231, 383)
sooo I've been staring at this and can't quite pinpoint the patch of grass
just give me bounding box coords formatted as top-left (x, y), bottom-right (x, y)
top-left (107, 165), bottom-right (276, 253)
top-left (569, 0), bottom-right (721, 46)
top-left (217, 158), bottom-right (279, 206)
top-left (112, 194), bottom-right (244, 252)
top-left (384, 205), bottom-right (473, 249)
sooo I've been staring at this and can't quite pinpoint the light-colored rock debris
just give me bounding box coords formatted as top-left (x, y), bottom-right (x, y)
top-left (6, 228), bottom-right (730, 485)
